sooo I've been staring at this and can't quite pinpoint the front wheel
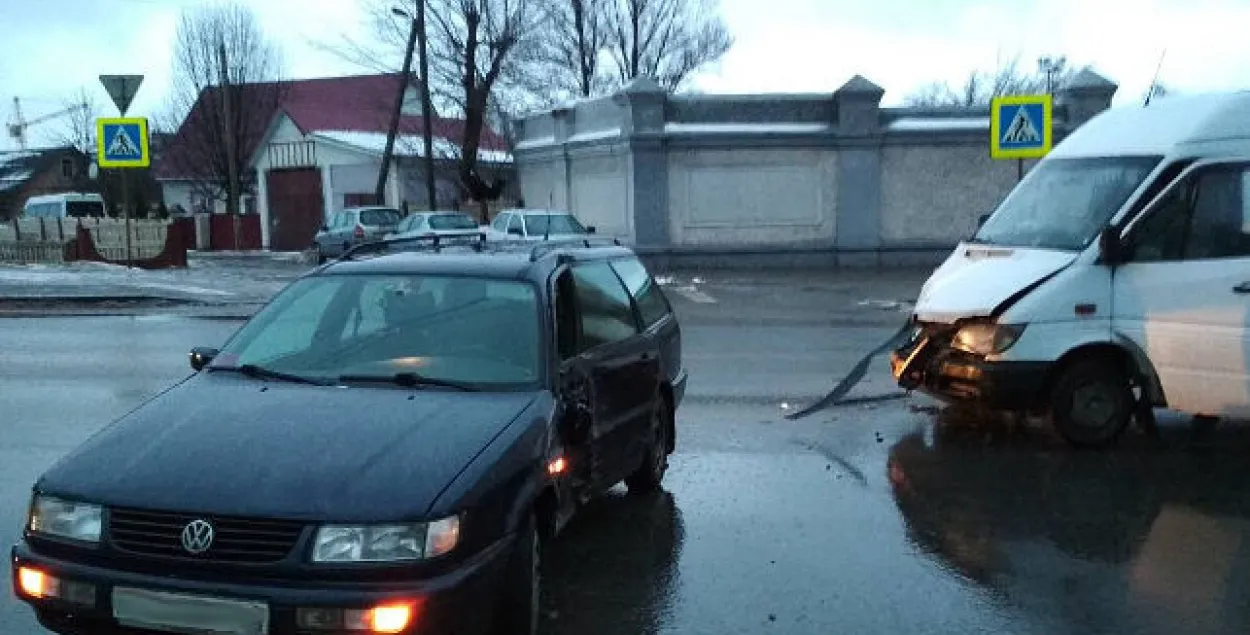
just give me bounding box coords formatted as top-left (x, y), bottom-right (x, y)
top-left (1048, 358), bottom-right (1134, 448)
top-left (626, 400), bottom-right (671, 493)
top-left (492, 512), bottom-right (540, 635)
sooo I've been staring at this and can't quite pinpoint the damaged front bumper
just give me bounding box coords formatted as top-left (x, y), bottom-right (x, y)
top-left (890, 323), bottom-right (1050, 410)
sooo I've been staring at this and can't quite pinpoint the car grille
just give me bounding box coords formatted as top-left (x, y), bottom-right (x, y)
top-left (109, 507), bottom-right (306, 564)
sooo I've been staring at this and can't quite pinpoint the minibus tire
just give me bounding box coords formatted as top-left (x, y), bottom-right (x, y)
top-left (1048, 358), bottom-right (1133, 448)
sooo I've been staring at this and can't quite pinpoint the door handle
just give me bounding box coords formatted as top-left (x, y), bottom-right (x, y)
top-left (1234, 282), bottom-right (1250, 294)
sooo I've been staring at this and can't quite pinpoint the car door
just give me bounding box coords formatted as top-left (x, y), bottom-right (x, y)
top-left (1114, 159), bottom-right (1250, 417)
top-left (564, 261), bottom-right (653, 484)
top-left (610, 256), bottom-right (679, 396)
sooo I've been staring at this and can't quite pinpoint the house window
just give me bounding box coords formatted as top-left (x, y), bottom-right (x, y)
top-left (60, 159), bottom-right (74, 179)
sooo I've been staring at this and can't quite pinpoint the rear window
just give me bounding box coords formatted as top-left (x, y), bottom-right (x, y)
top-left (429, 213), bottom-right (477, 230)
top-left (66, 201), bottom-right (105, 218)
top-left (524, 214), bottom-right (586, 236)
top-left (361, 209), bottom-right (401, 226)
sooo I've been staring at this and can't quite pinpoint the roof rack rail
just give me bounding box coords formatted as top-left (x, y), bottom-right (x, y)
top-left (339, 230), bottom-right (489, 260)
top-left (528, 237), bottom-right (623, 262)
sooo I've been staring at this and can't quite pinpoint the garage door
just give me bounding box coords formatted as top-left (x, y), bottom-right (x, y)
top-left (267, 168), bottom-right (325, 250)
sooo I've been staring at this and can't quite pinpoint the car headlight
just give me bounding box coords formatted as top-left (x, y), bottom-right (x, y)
top-left (312, 516), bottom-right (460, 563)
top-left (27, 495), bottom-right (102, 544)
top-left (952, 323), bottom-right (1026, 355)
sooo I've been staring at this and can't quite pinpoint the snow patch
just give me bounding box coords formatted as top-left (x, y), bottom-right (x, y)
top-left (664, 123), bottom-right (830, 134)
top-left (885, 117), bottom-right (990, 132)
top-left (568, 128), bottom-right (622, 144)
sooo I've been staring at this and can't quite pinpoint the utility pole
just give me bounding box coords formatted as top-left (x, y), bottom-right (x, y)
top-left (219, 39), bottom-right (241, 250)
top-left (378, 7), bottom-right (420, 207)
top-left (416, 0), bottom-right (437, 212)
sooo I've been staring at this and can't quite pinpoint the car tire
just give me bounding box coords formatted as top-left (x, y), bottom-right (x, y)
top-left (1048, 358), bottom-right (1133, 448)
top-left (492, 511), bottom-right (540, 635)
top-left (626, 399), bottom-right (670, 493)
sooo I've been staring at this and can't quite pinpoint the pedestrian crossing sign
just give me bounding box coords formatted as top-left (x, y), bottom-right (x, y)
top-left (990, 95), bottom-right (1052, 159)
top-left (96, 117), bottom-right (151, 168)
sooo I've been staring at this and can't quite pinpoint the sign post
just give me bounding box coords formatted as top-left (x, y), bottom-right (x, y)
top-left (990, 94), bottom-right (1053, 182)
top-left (96, 118), bottom-right (150, 266)
top-left (97, 74), bottom-right (144, 267)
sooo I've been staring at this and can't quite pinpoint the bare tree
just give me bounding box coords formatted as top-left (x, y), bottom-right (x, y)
top-left (50, 88), bottom-right (98, 155)
top-left (904, 55), bottom-right (1081, 108)
top-left (160, 2), bottom-right (285, 216)
top-left (606, 0), bottom-right (732, 92)
top-left (541, 0), bottom-right (613, 98)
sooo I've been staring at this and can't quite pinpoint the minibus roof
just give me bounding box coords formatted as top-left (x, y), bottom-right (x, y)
top-left (1050, 91), bottom-right (1250, 159)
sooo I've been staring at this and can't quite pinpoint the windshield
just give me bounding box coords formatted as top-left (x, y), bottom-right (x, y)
top-left (974, 157), bottom-right (1161, 250)
top-left (524, 214), bottom-right (586, 236)
top-left (361, 208), bottom-right (401, 226)
top-left (211, 274), bottom-right (541, 389)
top-left (429, 213), bottom-right (478, 230)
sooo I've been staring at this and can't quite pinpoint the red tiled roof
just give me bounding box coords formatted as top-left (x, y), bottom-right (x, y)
top-left (154, 73), bottom-right (508, 180)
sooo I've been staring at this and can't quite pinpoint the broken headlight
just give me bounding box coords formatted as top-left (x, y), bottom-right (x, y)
top-left (951, 323), bottom-right (1025, 356)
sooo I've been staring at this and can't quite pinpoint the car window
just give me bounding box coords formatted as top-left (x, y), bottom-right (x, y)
top-left (491, 213), bottom-right (510, 231)
top-left (213, 275), bottom-right (541, 387)
top-left (611, 258), bottom-right (671, 329)
top-left (507, 215), bottom-right (524, 235)
top-left (1129, 166), bottom-right (1250, 262)
top-left (361, 208), bottom-right (401, 226)
top-left (66, 201), bottom-right (105, 218)
top-left (572, 262), bottom-right (639, 351)
top-left (525, 214), bottom-right (586, 236)
top-left (429, 213), bottom-right (478, 230)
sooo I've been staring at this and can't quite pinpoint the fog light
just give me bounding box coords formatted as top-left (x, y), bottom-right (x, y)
top-left (16, 567), bottom-right (95, 606)
top-left (18, 567), bottom-right (48, 599)
top-left (298, 602), bottom-right (416, 633)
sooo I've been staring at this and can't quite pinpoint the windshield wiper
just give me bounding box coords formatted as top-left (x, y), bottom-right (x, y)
top-left (338, 372), bottom-right (478, 392)
top-left (209, 364), bottom-right (332, 386)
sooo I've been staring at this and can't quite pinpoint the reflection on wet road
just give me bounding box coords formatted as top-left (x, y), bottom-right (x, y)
top-left (5, 317), bottom-right (1250, 634)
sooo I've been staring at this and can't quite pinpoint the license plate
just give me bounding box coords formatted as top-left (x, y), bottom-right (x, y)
top-left (112, 587), bottom-right (269, 635)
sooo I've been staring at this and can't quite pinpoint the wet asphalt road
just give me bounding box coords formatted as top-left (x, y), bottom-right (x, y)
top-left (5, 303), bottom-right (1250, 633)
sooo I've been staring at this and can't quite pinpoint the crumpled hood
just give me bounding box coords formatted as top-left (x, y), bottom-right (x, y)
top-left (37, 374), bottom-right (539, 522)
top-left (914, 244), bottom-right (1077, 323)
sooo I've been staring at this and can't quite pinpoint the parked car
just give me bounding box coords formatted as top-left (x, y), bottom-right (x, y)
top-left (11, 239), bottom-right (685, 635)
top-left (23, 192), bottom-right (106, 219)
top-left (385, 211), bottom-right (481, 240)
top-left (483, 209), bottom-right (595, 242)
top-left (313, 206), bottom-right (403, 262)
top-left (890, 91), bottom-right (1250, 448)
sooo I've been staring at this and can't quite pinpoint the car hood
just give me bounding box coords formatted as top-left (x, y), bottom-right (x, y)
top-left (913, 243), bottom-right (1077, 323)
top-left (38, 375), bottom-right (539, 522)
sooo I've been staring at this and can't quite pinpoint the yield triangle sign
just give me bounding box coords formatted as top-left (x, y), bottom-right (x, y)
top-left (107, 126), bottom-right (141, 158)
top-left (99, 74), bottom-right (144, 115)
top-left (1002, 107), bottom-right (1041, 144)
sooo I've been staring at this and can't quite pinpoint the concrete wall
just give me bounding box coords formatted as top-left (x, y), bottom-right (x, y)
top-left (514, 72), bottom-right (1120, 267)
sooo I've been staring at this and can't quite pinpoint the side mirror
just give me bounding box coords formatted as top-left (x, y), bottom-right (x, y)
top-left (189, 347), bottom-right (219, 371)
top-left (586, 225), bottom-right (597, 234)
top-left (976, 213), bottom-right (991, 228)
top-left (1099, 227), bottom-right (1123, 265)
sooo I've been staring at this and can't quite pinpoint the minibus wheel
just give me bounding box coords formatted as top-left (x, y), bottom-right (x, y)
top-left (1048, 358), bottom-right (1134, 448)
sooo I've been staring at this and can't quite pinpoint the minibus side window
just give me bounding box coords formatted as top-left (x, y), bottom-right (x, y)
top-left (1128, 166), bottom-right (1250, 262)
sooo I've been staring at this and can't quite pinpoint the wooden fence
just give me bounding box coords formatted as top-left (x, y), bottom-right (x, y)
top-left (0, 218), bottom-right (172, 264)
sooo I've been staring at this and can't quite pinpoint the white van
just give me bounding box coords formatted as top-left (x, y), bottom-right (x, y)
top-left (891, 91), bottom-right (1250, 447)
top-left (23, 192), bottom-right (106, 219)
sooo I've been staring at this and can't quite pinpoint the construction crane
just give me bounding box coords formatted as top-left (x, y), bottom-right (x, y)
top-left (6, 97), bottom-right (89, 151)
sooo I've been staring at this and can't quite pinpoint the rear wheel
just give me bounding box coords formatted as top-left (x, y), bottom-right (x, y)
top-left (492, 512), bottom-right (540, 635)
top-left (1048, 358), bottom-right (1134, 448)
top-left (626, 399), bottom-right (670, 493)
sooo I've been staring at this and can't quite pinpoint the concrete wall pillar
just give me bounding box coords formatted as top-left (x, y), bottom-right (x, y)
top-left (551, 108), bottom-right (573, 210)
top-left (320, 165), bottom-right (334, 224)
top-left (256, 166), bottom-right (271, 249)
top-left (618, 77), bottom-right (669, 246)
top-left (1057, 69), bottom-right (1118, 130)
top-left (832, 75), bottom-right (885, 265)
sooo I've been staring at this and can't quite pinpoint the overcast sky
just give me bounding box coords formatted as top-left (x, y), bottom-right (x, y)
top-left (4, 0), bottom-right (1250, 149)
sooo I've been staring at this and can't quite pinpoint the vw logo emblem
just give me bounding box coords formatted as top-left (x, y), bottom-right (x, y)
top-left (180, 519), bottom-right (215, 554)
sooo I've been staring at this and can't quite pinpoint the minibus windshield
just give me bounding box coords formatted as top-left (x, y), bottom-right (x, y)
top-left (974, 156), bottom-right (1161, 251)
